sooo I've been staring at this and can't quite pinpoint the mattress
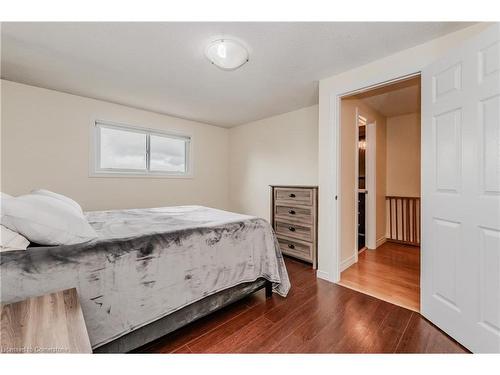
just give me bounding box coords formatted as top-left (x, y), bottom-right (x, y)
top-left (0, 205), bottom-right (290, 349)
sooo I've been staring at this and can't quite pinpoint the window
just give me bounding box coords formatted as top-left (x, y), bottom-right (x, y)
top-left (93, 121), bottom-right (191, 177)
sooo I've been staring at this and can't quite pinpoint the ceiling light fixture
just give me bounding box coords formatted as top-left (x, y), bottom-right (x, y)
top-left (205, 39), bottom-right (249, 71)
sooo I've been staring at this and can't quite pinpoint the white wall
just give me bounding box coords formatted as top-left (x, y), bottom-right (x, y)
top-left (318, 23), bottom-right (491, 282)
top-left (228, 105), bottom-right (318, 221)
top-left (1, 80), bottom-right (318, 220)
top-left (1, 80), bottom-right (230, 211)
top-left (386, 112), bottom-right (421, 197)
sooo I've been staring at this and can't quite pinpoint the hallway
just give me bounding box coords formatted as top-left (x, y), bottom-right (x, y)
top-left (339, 242), bottom-right (420, 312)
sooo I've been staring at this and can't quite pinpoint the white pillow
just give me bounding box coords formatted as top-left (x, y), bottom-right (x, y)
top-left (1, 194), bottom-right (97, 246)
top-left (31, 189), bottom-right (83, 215)
top-left (1, 225), bottom-right (29, 252)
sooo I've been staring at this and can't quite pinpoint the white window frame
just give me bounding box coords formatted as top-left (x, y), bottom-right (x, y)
top-left (90, 120), bottom-right (193, 178)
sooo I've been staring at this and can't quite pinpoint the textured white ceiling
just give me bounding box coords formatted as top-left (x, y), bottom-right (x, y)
top-left (1, 22), bottom-right (473, 127)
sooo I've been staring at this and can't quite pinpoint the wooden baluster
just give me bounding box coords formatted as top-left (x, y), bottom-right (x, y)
top-left (402, 198), bottom-right (405, 243)
top-left (410, 198), bottom-right (413, 244)
top-left (413, 199), bottom-right (418, 244)
top-left (403, 198), bottom-right (405, 243)
top-left (389, 198), bottom-right (392, 239)
top-left (385, 196), bottom-right (421, 246)
top-left (395, 198), bottom-right (399, 241)
top-left (418, 198), bottom-right (421, 244)
top-left (401, 198), bottom-right (404, 242)
top-left (406, 198), bottom-right (410, 243)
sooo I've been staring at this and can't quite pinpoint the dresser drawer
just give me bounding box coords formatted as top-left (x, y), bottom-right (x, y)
top-left (275, 188), bottom-right (313, 206)
top-left (275, 204), bottom-right (313, 224)
top-left (274, 220), bottom-right (313, 242)
top-left (277, 236), bottom-right (313, 262)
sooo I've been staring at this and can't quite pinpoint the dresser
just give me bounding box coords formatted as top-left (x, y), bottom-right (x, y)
top-left (270, 185), bottom-right (318, 269)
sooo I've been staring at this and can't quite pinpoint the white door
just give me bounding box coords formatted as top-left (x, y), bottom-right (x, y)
top-left (421, 23), bottom-right (500, 353)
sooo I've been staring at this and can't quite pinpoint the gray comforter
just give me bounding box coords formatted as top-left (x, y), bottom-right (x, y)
top-left (0, 206), bottom-right (290, 349)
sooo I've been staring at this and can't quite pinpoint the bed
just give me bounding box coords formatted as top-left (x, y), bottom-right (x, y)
top-left (0, 205), bottom-right (290, 353)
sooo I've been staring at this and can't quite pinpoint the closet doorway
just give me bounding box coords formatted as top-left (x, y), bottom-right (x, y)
top-left (337, 75), bottom-right (421, 312)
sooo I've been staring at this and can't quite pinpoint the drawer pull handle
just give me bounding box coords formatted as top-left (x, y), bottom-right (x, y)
top-left (288, 244), bottom-right (295, 250)
top-left (289, 193), bottom-right (296, 198)
top-left (288, 227), bottom-right (296, 232)
top-left (288, 210), bottom-right (296, 215)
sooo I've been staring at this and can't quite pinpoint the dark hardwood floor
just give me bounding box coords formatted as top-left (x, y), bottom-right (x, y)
top-left (136, 257), bottom-right (467, 354)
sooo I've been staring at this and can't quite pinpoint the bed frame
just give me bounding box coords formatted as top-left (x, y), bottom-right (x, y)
top-left (94, 279), bottom-right (272, 353)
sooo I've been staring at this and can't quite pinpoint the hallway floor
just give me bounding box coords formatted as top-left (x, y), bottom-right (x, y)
top-left (339, 242), bottom-right (420, 312)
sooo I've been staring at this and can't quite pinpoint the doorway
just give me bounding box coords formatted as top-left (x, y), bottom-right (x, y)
top-left (337, 75), bottom-right (421, 312)
top-left (319, 24), bottom-right (499, 353)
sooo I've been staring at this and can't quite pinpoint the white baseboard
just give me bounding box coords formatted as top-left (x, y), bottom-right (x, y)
top-left (340, 253), bottom-right (357, 272)
top-left (316, 269), bottom-right (336, 283)
top-left (376, 236), bottom-right (387, 248)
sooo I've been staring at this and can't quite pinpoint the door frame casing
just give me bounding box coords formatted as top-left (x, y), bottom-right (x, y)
top-left (320, 72), bottom-right (421, 283)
